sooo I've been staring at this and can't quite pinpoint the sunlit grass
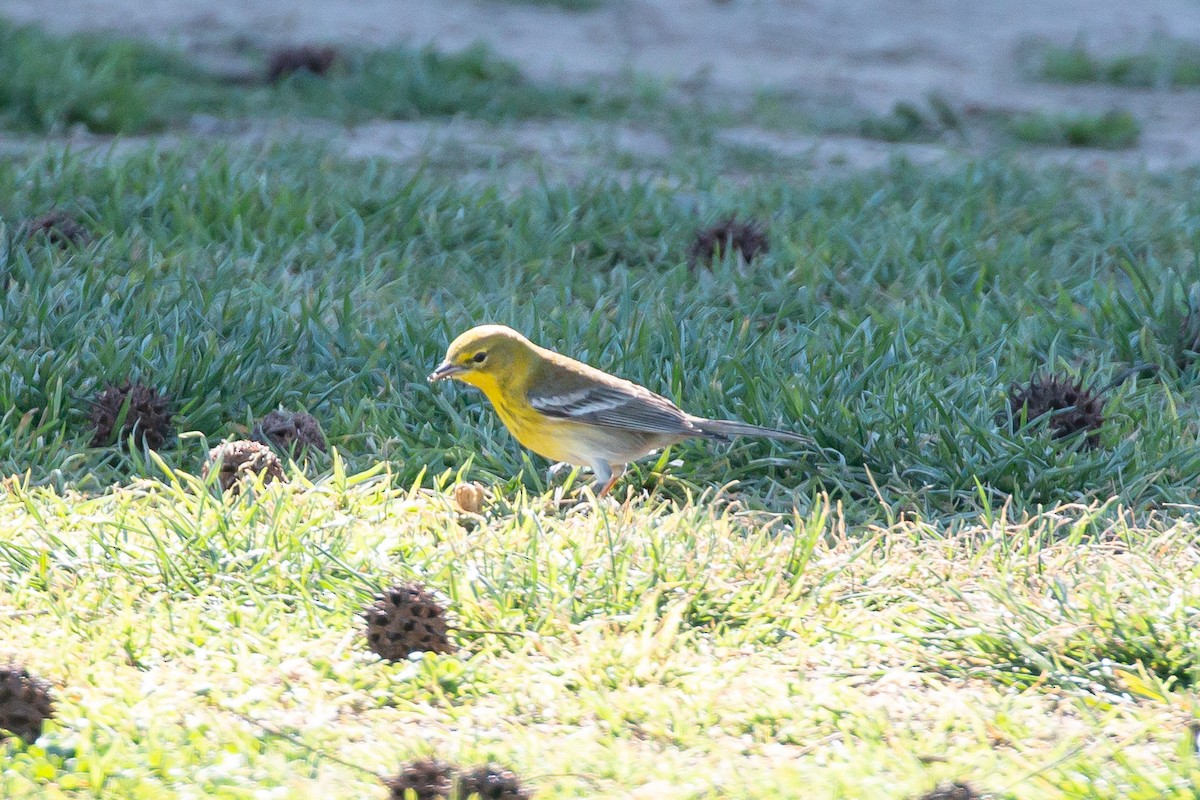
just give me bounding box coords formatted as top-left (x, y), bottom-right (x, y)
top-left (1, 476), bottom-right (1198, 798)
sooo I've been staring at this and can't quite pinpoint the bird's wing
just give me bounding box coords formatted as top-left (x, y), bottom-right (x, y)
top-left (527, 381), bottom-right (699, 436)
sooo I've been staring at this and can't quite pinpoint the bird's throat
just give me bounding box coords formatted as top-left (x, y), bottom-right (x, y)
top-left (458, 372), bottom-right (510, 413)
top-left (458, 371), bottom-right (534, 437)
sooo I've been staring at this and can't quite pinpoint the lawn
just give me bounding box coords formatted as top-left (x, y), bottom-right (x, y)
top-left (3, 20), bottom-right (1200, 800)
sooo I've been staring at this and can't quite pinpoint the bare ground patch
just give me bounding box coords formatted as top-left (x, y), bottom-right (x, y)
top-left (1, 0), bottom-right (1199, 172)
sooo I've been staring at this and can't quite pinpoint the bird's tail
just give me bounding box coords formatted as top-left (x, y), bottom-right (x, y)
top-left (694, 417), bottom-right (813, 446)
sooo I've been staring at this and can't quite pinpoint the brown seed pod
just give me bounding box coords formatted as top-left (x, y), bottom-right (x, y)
top-left (458, 764), bottom-right (533, 800)
top-left (364, 583), bottom-right (454, 661)
top-left (266, 46), bottom-right (338, 82)
top-left (687, 216), bottom-right (769, 270)
top-left (88, 382), bottom-right (175, 450)
top-left (917, 782), bottom-right (982, 800)
top-left (382, 758), bottom-right (456, 800)
top-left (453, 482), bottom-right (486, 515)
top-left (253, 409), bottom-right (327, 456)
top-left (0, 665), bottom-right (54, 744)
top-left (1002, 372), bottom-right (1105, 448)
top-left (203, 440), bottom-right (285, 492)
top-left (23, 210), bottom-right (91, 248)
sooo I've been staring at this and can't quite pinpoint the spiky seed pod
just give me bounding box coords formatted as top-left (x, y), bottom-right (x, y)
top-left (382, 758), bottom-right (456, 800)
top-left (266, 46), bottom-right (338, 82)
top-left (23, 210), bottom-right (91, 248)
top-left (203, 440), bottom-right (285, 492)
top-left (687, 216), bottom-right (769, 270)
top-left (458, 765), bottom-right (533, 800)
top-left (23, 210), bottom-right (88, 247)
top-left (364, 583), bottom-right (454, 661)
top-left (0, 665), bottom-right (54, 744)
top-left (917, 782), bottom-right (982, 800)
top-left (88, 382), bottom-right (175, 450)
top-left (453, 482), bottom-right (486, 515)
top-left (1003, 372), bottom-right (1105, 448)
top-left (253, 409), bottom-right (327, 456)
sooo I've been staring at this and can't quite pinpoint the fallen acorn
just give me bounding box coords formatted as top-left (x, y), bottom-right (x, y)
top-left (453, 482), bottom-right (486, 515)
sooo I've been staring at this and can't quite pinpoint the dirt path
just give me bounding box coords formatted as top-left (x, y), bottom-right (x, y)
top-left (2, 0), bottom-right (1199, 171)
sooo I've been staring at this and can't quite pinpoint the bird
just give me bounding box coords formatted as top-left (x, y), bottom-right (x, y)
top-left (428, 324), bottom-right (811, 497)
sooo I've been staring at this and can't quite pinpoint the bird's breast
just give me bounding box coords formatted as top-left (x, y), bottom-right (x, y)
top-left (499, 401), bottom-right (589, 464)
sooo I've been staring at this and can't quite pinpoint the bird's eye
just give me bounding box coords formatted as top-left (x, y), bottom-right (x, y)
top-left (471, 351), bottom-right (488, 364)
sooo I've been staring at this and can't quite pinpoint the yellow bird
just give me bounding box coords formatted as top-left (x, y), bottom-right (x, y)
top-left (428, 324), bottom-right (810, 496)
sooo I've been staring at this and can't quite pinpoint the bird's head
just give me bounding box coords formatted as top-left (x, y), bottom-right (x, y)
top-left (428, 324), bottom-right (534, 389)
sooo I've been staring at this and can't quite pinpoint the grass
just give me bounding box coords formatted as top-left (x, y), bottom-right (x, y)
top-left (1007, 110), bottom-right (1141, 150)
top-left (3, 146), bottom-right (1200, 519)
top-left (1032, 37), bottom-right (1200, 89)
top-left (0, 21), bottom-right (628, 134)
top-left (2, 480), bottom-right (1200, 798)
top-left (2, 18), bottom-right (1200, 798)
top-left (858, 96), bottom-right (962, 143)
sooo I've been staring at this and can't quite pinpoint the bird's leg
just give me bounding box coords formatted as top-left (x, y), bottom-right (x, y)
top-left (594, 463), bottom-right (624, 498)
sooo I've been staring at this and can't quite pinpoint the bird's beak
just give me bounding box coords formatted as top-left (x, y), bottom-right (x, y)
top-left (428, 361), bottom-right (465, 382)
